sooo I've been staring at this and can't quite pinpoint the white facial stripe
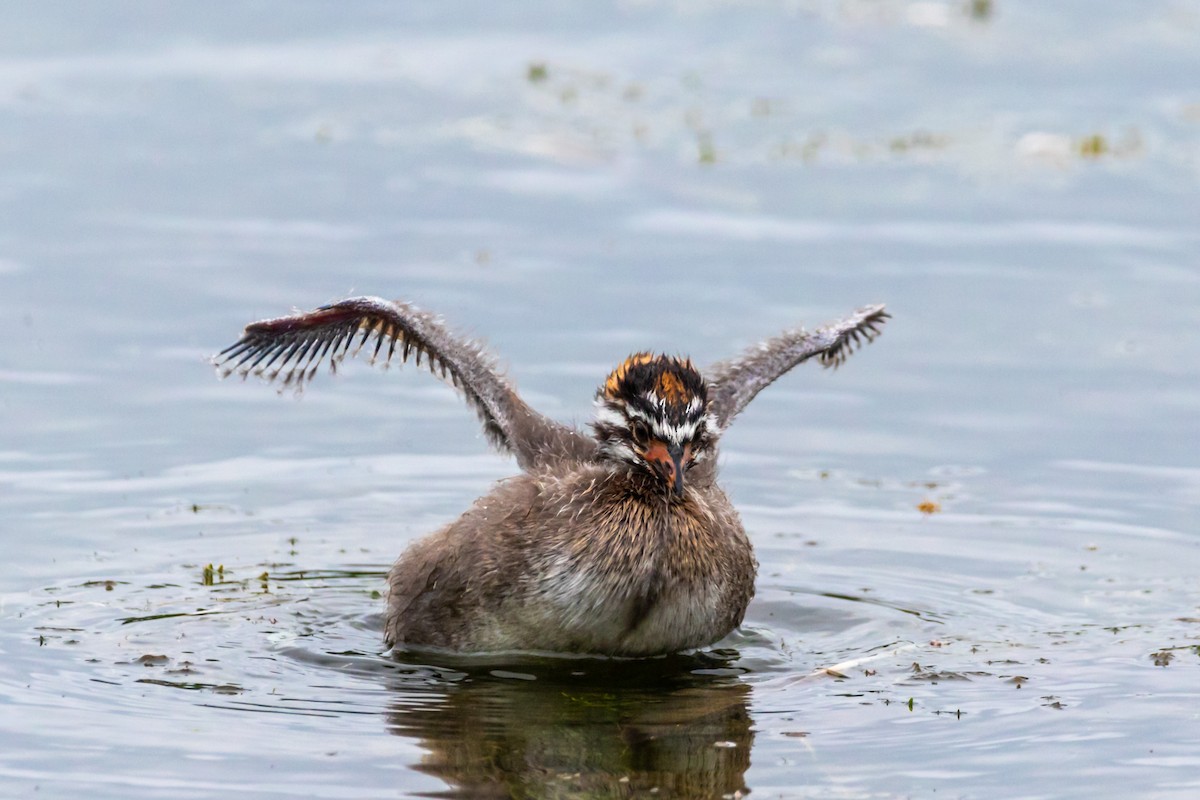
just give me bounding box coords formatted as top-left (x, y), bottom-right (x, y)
top-left (601, 441), bottom-right (639, 464)
top-left (593, 405), bottom-right (626, 429)
top-left (652, 420), bottom-right (700, 444)
top-left (625, 406), bottom-right (651, 422)
top-left (645, 391), bottom-right (704, 412)
top-left (596, 398), bottom-right (713, 446)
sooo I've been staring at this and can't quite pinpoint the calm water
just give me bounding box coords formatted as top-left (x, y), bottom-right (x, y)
top-left (3, 2), bottom-right (1200, 797)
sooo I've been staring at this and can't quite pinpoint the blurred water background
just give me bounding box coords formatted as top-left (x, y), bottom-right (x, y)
top-left (2, 2), bottom-right (1199, 797)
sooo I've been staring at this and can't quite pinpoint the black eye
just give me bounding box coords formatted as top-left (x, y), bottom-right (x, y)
top-left (629, 419), bottom-right (650, 443)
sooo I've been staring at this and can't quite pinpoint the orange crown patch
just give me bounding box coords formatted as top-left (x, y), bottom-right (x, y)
top-left (603, 353), bottom-right (700, 407)
top-left (655, 370), bottom-right (689, 405)
top-left (603, 352), bottom-right (656, 399)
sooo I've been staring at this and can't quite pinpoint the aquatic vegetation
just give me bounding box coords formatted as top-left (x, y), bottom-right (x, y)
top-left (526, 62), bottom-right (548, 83)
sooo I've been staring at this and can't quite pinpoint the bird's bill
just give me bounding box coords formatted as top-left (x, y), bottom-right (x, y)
top-left (643, 440), bottom-right (691, 495)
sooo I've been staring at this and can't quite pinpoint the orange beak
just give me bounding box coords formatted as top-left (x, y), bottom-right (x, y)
top-left (643, 440), bottom-right (691, 495)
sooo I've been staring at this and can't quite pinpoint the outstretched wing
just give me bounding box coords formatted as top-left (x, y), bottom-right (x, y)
top-left (213, 296), bottom-right (595, 469)
top-left (704, 304), bottom-right (889, 431)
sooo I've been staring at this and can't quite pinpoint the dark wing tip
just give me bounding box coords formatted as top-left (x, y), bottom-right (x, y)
top-left (210, 298), bottom-right (452, 393)
top-left (818, 304), bottom-right (890, 369)
top-left (211, 308), bottom-right (368, 391)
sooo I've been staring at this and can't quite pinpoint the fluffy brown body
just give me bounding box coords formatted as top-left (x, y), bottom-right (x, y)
top-left (385, 460), bottom-right (754, 656)
top-left (215, 296), bottom-right (887, 657)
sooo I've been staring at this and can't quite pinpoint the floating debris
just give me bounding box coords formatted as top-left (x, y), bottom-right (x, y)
top-left (136, 654), bottom-right (170, 667)
top-left (1077, 134), bottom-right (1108, 159)
top-left (1151, 650), bottom-right (1175, 667)
top-left (967, 0), bottom-right (993, 21)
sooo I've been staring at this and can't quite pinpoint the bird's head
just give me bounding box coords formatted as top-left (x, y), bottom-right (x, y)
top-left (592, 353), bottom-right (717, 495)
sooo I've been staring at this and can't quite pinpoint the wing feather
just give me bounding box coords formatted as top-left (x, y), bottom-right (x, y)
top-left (705, 304), bottom-right (889, 431)
top-left (213, 296), bottom-right (595, 469)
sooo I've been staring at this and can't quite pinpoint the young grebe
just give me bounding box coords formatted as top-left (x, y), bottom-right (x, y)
top-left (216, 298), bottom-right (887, 656)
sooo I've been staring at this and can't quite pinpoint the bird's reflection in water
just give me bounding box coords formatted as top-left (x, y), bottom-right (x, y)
top-left (384, 650), bottom-right (754, 799)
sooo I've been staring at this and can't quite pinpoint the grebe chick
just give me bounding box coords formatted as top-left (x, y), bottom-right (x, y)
top-left (215, 297), bottom-right (888, 656)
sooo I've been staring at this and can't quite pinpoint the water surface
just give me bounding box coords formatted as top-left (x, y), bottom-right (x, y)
top-left (3, 2), bottom-right (1199, 797)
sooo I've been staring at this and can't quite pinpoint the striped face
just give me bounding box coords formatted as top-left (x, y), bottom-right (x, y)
top-left (593, 353), bottom-right (717, 494)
